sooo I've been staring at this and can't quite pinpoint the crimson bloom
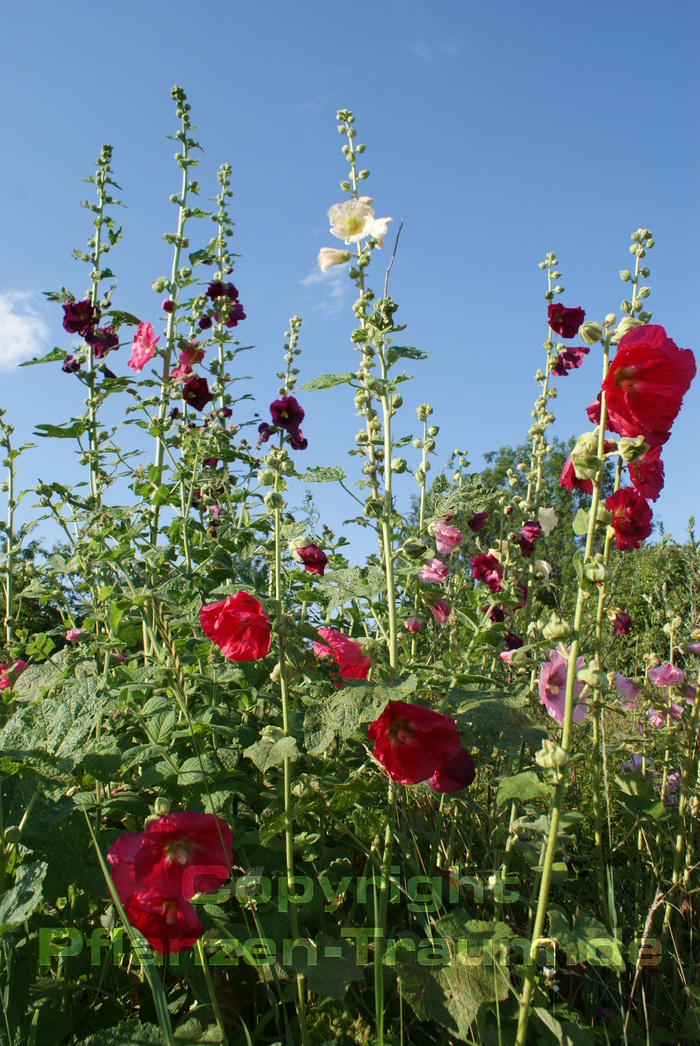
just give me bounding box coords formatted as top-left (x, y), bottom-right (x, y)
top-left (367, 700), bottom-right (461, 785)
top-left (629, 445), bottom-right (664, 502)
top-left (293, 544), bottom-right (328, 576)
top-left (519, 520), bottom-right (542, 557)
top-left (183, 375), bottom-right (213, 412)
top-left (313, 627), bottom-right (371, 681)
top-left (120, 890), bottom-right (204, 956)
top-left (559, 455), bottom-right (593, 495)
top-left (466, 511), bottom-right (488, 532)
top-left (605, 488), bottom-right (653, 550)
top-left (548, 303), bottom-right (585, 339)
top-left (601, 325), bottom-right (696, 443)
top-left (469, 554), bottom-right (503, 592)
top-left (62, 298), bottom-right (96, 335)
top-left (551, 345), bottom-right (589, 376)
top-left (609, 610), bottom-right (632, 637)
top-left (199, 592), bottom-right (272, 661)
top-left (428, 749), bottom-right (476, 794)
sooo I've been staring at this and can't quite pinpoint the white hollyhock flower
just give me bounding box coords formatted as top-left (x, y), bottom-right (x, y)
top-left (327, 199), bottom-right (374, 243)
top-left (317, 247), bottom-right (351, 272)
top-left (538, 506), bottom-right (558, 536)
top-left (367, 216), bottom-right (393, 248)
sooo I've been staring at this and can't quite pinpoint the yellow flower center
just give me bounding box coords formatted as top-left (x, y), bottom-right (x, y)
top-left (165, 839), bottom-right (194, 865)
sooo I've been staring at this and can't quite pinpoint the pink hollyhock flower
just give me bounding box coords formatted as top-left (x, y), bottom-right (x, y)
top-left (406, 617), bottom-right (423, 633)
top-left (663, 770), bottom-right (682, 807)
top-left (620, 753), bottom-right (655, 776)
top-left (685, 685), bottom-right (698, 704)
top-left (606, 488), bottom-right (653, 551)
top-left (430, 520), bottom-right (463, 555)
top-left (127, 322), bottom-right (160, 373)
top-left (648, 662), bottom-right (685, 687)
top-left (551, 345), bottom-right (590, 376)
top-left (538, 647), bottom-right (586, 726)
top-left (183, 375), bottom-right (213, 412)
top-left (199, 592), bottom-right (272, 662)
top-left (548, 303), bottom-right (586, 339)
top-left (601, 325), bottom-right (696, 444)
top-left (428, 598), bottom-right (451, 624)
top-left (469, 554), bottom-right (503, 593)
top-left (171, 342), bottom-right (205, 381)
top-left (428, 749), bottom-right (476, 794)
top-left (647, 704), bottom-right (684, 728)
top-left (313, 627), bottom-right (371, 681)
top-left (686, 644), bottom-right (700, 655)
top-left (519, 520), bottom-right (542, 557)
top-left (610, 610), bottom-right (632, 637)
top-left (66, 628), bottom-right (84, 642)
top-left (417, 558), bottom-right (449, 585)
top-left (0, 660), bottom-right (27, 691)
top-left (614, 673), bottom-right (639, 709)
top-left (628, 445), bottom-right (664, 502)
top-left (293, 544), bottom-right (328, 576)
top-left (559, 455), bottom-right (594, 495)
top-left (367, 700), bottom-right (461, 785)
top-left (499, 649), bottom-right (517, 664)
top-left (62, 298), bottom-right (96, 335)
top-left (467, 511), bottom-right (488, 532)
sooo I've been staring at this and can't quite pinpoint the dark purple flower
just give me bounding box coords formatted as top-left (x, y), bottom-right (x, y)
top-left (162, 298), bottom-right (176, 314)
top-left (289, 429), bottom-right (308, 451)
top-left (258, 422), bottom-right (272, 444)
top-left (221, 407), bottom-right (233, 419)
top-left (467, 511), bottom-right (488, 532)
top-left (548, 303), bottom-right (586, 340)
top-left (62, 299), bottom-right (96, 335)
top-left (270, 396), bottom-right (304, 432)
top-left (198, 315), bottom-right (213, 331)
top-left (85, 325), bottom-right (119, 358)
top-left (215, 301), bottom-right (246, 328)
top-left (428, 749), bottom-right (476, 794)
top-left (519, 520), bottom-right (542, 557)
top-left (169, 407), bottom-right (180, 420)
top-left (470, 554), bottom-right (503, 593)
top-left (504, 632), bottom-right (523, 650)
top-left (203, 457), bottom-right (219, 468)
top-left (610, 610), bottom-right (632, 637)
top-left (62, 354), bottom-right (81, 374)
top-left (551, 345), bottom-right (590, 377)
top-left (206, 281), bottom-right (239, 303)
top-left (183, 376), bottom-right (213, 412)
top-left (484, 604), bottom-right (505, 622)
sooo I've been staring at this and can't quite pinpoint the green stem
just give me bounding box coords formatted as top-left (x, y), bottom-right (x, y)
top-left (378, 366), bottom-right (398, 674)
top-left (196, 939), bottom-right (226, 1041)
top-left (375, 781), bottom-right (397, 1046)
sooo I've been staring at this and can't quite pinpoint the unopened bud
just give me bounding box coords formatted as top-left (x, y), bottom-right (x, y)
top-left (543, 613), bottom-right (573, 642)
top-left (577, 660), bottom-right (608, 690)
top-left (582, 554), bottom-right (610, 585)
top-left (402, 537), bottom-right (428, 560)
top-left (257, 469), bottom-right (276, 487)
top-left (154, 797), bottom-right (171, 816)
top-left (391, 457), bottom-right (407, 473)
top-left (578, 321), bottom-right (603, 345)
top-left (269, 661), bottom-right (297, 685)
top-left (618, 436), bottom-right (649, 463)
top-left (264, 491), bottom-right (285, 510)
top-left (417, 404), bottom-right (433, 421)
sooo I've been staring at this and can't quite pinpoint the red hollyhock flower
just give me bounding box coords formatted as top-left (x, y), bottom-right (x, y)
top-left (469, 554), bottom-right (503, 593)
top-left (62, 298), bottom-right (96, 335)
top-left (610, 610), bottom-right (632, 637)
top-left (367, 700), bottom-right (461, 785)
top-left (601, 325), bottom-right (696, 443)
top-left (467, 511), bottom-right (488, 532)
top-left (293, 544), bottom-right (328, 576)
top-left (559, 455), bottom-right (593, 495)
top-left (548, 303), bottom-right (586, 339)
top-left (183, 375), bottom-right (213, 412)
top-left (199, 591), bottom-right (272, 661)
top-left (551, 345), bottom-right (589, 376)
top-left (428, 749), bottom-right (476, 794)
top-left (121, 889), bottom-right (204, 956)
top-left (628, 445), bottom-right (664, 502)
top-left (428, 597), bottom-right (451, 623)
top-left (519, 520), bottom-right (542, 557)
top-left (605, 488), bottom-right (653, 550)
top-left (484, 604), bottom-right (505, 622)
top-left (270, 395), bottom-right (304, 432)
top-left (504, 632), bottom-right (523, 650)
top-left (313, 627), bottom-right (371, 681)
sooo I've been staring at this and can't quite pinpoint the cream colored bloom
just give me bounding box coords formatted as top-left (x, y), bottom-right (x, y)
top-left (327, 199), bottom-right (374, 243)
top-left (538, 506), bottom-right (558, 536)
top-left (535, 559), bottom-right (552, 581)
top-left (317, 247), bottom-right (351, 272)
top-left (367, 216), bottom-right (393, 248)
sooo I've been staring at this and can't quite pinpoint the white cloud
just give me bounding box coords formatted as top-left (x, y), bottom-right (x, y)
top-left (300, 266), bottom-right (353, 317)
top-left (0, 291), bottom-right (50, 370)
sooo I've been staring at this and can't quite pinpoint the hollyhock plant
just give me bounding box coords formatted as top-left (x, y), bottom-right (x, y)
top-left (406, 617), bottom-right (423, 633)
top-left (559, 455), bottom-right (593, 495)
top-left (606, 488), bottom-right (653, 550)
top-left (548, 303), bottom-right (586, 339)
top-left (215, 301), bottom-right (246, 328)
top-left (293, 544), bottom-right (328, 576)
top-left (66, 627), bottom-right (84, 642)
top-left (647, 704), bottom-right (684, 728)
top-left (430, 520), bottom-right (463, 554)
top-left (428, 749), bottom-right (476, 794)
top-left (367, 700), bottom-right (461, 785)
top-left (600, 325), bottom-right (696, 444)
top-left (206, 280), bottom-right (239, 303)
top-left (663, 771), bottom-right (682, 807)
top-left (127, 322), bottom-right (160, 373)
top-left (120, 888), bottom-right (204, 956)
top-left (469, 554), bottom-right (503, 593)
top-left (270, 396), bottom-right (306, 447)
top-left (648, 663), bottom-right (685, 687)
top-left (289, 428), bottom-right (308, 451)
top-left (62, 298), bottom-right (96, 335)
top-left (313, 627), bottom-right (371, 681)
top-left (467, 511), bottom-right (488, 532)
top-left (539, 646), bottom-right (586, 725)
top-left (504, 632), bottom-right (523, 650)
top-left (183, 375), bottom-right (213, 412)
top-left (538, 507), bottom-right (558, 536)
top-left (428, 598), bottom-right (451, 624)
top-left (199, 592), bottom-right (272, 662)
top-left (629, 445), bottom-right (664, 502)
top-left (519, 520), bottom-right (542, 557)
top-left (0, 660), bottom-right (27, 691)
top-left (62, 354), bottom-right (81, 374)
top-left (417, 558), bottom-right (449, 585)
top-left (485, 604), bottom-right (506, 622)
top-left (327, 197), bottom-right (391, 244)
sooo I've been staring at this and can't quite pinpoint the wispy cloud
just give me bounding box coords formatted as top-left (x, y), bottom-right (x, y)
top-left (300, 266), bottom-right (353, 317)
top-left (407, 34), bottom-right (462, 61)
top-left (0, 291), bottom-right (50, 370)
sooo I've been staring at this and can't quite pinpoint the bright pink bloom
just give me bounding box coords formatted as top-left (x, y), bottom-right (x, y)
top-left (559, 455), bottom-right (593, 495)
top-left (519, 520), bottom-right (542, 557)
top-left (606, 488), bottom-right (653, 550)
top-left (199, 592), bottom-right (272, 662)
top-left (628, 445), bottom-right (664, 502)
top-left (66, 628), bottom-right (84, 642)
top-left (127, 322), bottom-right (160, 373)
top-left (428, 598), bottom-right (451, 624)
top-left (406, 617), bottom-right (423, 633)
top-left (648, 662), bottom-right (685, 687)
top-left (367, 700), bottom-right (461, 785)
top-left (314, 628), bottom-right (371, 681)
top-left (538, 647), bottom-right (586, 725)
top-left (548, 303), bottom-right (585, 339)
top-left (614, 673), bottom-right (639, 709)
top-left (431, 520), bottom-right (463, 555)
top-left (417, 558), bottom-right (449, 585)
top-left (601, 325), bottom-right (696, 444)
top-left (428, 749), bottom-right (476, 794)
top-left (467, 512), bottom-right (488, 532)
top-left (293, 544), bottom-right (328, 576)
top-left (170, 342), bottom-right (205, 381)
top-left (0, 660), bottom-right (27, 691)
top-left (469, 554), bottom-right (503, 593)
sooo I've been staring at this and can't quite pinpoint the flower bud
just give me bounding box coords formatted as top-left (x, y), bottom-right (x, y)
top-left (257, 469), bottom-right (276, 487)
top-left (604, 313), bottom-right (616, 326)
top-left (543, 612), bottom-right (573, 642)
top-left (612, 317), bottom-right (642, 343)
top-left (402, 537), bottom-right (428, 560)
top-left (554, 285), bottom-right (565, 294)
top-left (417, 404), bottom-right (433, 421)
top-left (391, 457), bottom-right (407, 473)
top-left (392, 393), bottom-right (403, 408)
top-left (619, 269), bottom-right (632, 282)
top-left (570, 431), bottom-right (601, 480)
top-left (577, 660), bottom-right (608, 690)
top-left (264, 491), bottom-right (285, 510)
top-left (269, 661), bottom-right (297, 685)
top-left (618, 436), bottom-right (649, 463)
top-left (578, 321), bottom-right (603, 345)
top-left (339, 180), bottom-right (352, 192)
top-left (427, 425), bottom-right (439, 437)
top-left (582, 554), bottom-right (610, 585)
top-left (153, 797), bottom-right (171, 816)
top-left (152, 277), bottom-right (169, 293)
top-left (536, 739), bottom-right (571, 771)
top-left (3, 826), bottom-right (20, 845)
top-left (364, 498), bottom-right (384, 518)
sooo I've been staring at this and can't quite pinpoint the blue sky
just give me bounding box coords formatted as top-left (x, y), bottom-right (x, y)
top-left (1, 1), bottom-right (698, 556)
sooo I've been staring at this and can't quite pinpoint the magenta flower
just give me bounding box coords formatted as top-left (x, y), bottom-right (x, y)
top-left (469, 554), bottom-right (503, 593)
top-left (519, 520), bottom-right (542, 557)
top-left (610, 611), bottom-right (632, 637)
top-left (648, 663), bottom-right (685, 687)
top-left (467, 511), bottom-right (488, 532)
top-left (62, 354), bottom-right (81, 374)
top-left (207, 280), bottom-right (239, 303)
top-left (548, 303), bottom-right (586, 339)
top-left (559, 455), bottom-right (593, 495)
top-left (503, 632), bottom-right (523, 650)
top-left (551, 345), bottom-right (590, 376)
top-left (428, 749), bottom-right (476, 794)
top-left (428, 598), bottom-right (451, 624)
top-left (313, 628), bottom-right (371, 681)
top-left (538, 646), bottom-right (586, 726)
top-left (66, 627), bottom-right (84, 643)
top-left (430, 520), bottom-right (463, 555)
top-left (0, 660), bottom-right (27, 691)
top-left (417, 558), bottom-right (449, 585)
top-left (293, 544), bottom-right (328, 576)
top-left (85, 325), bottom-right (119, 358)
top-left (127, 322), bottom-right (160, 373)
top-left (62, 298), bottom-right (96, 335)
top-left (406, 618), bottom-right (423, 633)
top-left (614, 673), bottom-right (639, 709)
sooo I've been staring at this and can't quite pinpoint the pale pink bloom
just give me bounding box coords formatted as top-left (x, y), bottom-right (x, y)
top-left (417, 558), bottom-right (449, 585)
top-left (538, 646), bottom-right (586, 726)
top-left (646, 703), bottom-right (684, 728)
top-left (620, 753), bottom-right (655, 776)
top-left (685, 642), bottom-right (700, 655)
top-left (648, 662), bottom-right (685, 687)
top-left (317, 247), bottom-right (351, 271)
top-left (663, 770), bottom-right (682, 807)
top-left (406, 618), bottom-right (423, 633)
top-left (66, 628), bottom-right (84, 642)
top-left (614, 673), bottom-right (639, 709)
top-left (430, 520), bottom-right (463, 555)
top-left (127, 322), bottom-right (160, 373)
top-left (429, 598), bottom-right (451, 624)
top-left (685, 685), bottom-right (697, 705)
top-left (500, 650), bottom-right (516, 664)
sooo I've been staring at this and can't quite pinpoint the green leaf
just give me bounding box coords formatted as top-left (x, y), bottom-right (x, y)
top-left (244, 733), bottom-right (299, 772)
top-left (496, 771), bottom-right (549, 807)
top-left (300, 372), bottom-right (356, 391)
top-left (0, 860), bottom-right (48, 935)
top-left (453, 690), bottom-right (548, 750)
top-left (533, 1008), bottom-right (593, 1046)
top-left (393, 345), bottom-right (428, 360)
top-left (80, 1021), bottom-right (166, 1046)
top-left (108, 310), bottom-right (142, 328)
top-left (34, 419), bottom-right (88, 439)
top-left (548, 907), bottom-right (624, 968)
top-left (572, 508), bottom-right (589, 535)
top-left (289, 934), bottom-right (365, 998)
top-left (19, 347), bottom-right (66, 367)
top-left (188, 248), bottom-right (210, 267)
top-left (298, 465), bottom-right (346, 483)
